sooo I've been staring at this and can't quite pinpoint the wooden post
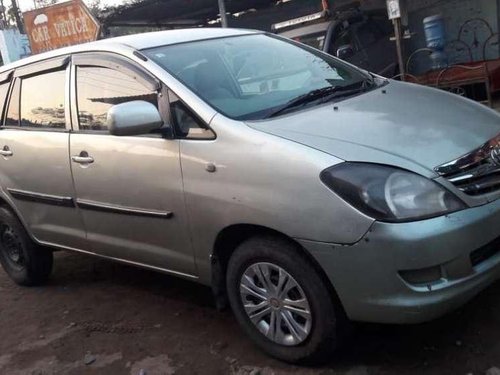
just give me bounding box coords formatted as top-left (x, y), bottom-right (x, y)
top-left (393, 17), bottom-right (406, 81)
top-left (218, 0), bottom-right (228, 28)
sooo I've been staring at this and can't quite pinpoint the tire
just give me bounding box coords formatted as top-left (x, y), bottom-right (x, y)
top-left (226, 235), bottom-right (344, 364)
top-left (0, 206), bottom-right (53, 286)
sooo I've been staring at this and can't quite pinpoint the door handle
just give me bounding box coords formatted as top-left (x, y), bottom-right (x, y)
top-left (71, 151), bottom-right (94, 164)
top-left (0, 146), bottom-right (13, 157)
top-left (72, 156), bottom-right (94, 164)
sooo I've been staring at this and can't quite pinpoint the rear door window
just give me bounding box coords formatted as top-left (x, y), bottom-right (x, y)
top-left (20, 70), bottom-right (66, 129)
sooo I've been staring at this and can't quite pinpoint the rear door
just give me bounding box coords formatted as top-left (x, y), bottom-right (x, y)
top-left (68, 53), bottom-right (195, 276)
top-left (0, 57), bottom-right (87, 250)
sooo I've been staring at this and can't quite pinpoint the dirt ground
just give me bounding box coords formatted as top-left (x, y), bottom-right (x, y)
top-left (1, 252), bottom-right (500, 375)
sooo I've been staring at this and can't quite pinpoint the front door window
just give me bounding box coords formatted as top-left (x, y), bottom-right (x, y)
top-left (76, 66), bottom-right (158, 131)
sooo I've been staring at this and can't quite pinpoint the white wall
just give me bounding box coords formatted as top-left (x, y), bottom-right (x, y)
top-left (0, 29), bottom-right (31, 65)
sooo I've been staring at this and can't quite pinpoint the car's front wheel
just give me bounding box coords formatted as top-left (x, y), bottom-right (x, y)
top-left (226, 235), bottom-right (344, 364)
top-left (0, 206), bottom-right (53, 286)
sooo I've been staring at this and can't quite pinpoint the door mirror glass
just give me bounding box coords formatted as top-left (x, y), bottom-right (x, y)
top-left (336, 44), bottom-right (355, 60)
top-left (107, 100), bottom-right (163, 136)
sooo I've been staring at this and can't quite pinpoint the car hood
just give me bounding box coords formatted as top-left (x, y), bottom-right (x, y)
top-left (247, 81), bottom-right (500, 177)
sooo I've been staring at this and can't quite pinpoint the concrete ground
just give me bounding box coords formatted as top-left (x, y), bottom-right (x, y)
top-left (1, 252), bottom-right (500, 375)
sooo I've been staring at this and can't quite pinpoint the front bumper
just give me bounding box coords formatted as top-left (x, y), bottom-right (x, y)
top-left (298, 198), bottom-right (500, 324)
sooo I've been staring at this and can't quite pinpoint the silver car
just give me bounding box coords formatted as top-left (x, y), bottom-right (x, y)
top-left (0, 28), bottom-right (499, 363)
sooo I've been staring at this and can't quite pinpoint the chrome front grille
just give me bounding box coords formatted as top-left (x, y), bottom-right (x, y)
top-left (435, 134), bottom-right (500, 196)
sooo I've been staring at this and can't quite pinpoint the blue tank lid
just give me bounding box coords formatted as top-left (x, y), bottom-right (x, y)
top-left (423, 14), bottom-right (444, 23)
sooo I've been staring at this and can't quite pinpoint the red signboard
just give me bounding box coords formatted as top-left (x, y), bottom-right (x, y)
top-left (23, 0), bottom-right (100, 54)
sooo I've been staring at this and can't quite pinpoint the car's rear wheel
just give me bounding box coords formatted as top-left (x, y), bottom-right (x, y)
top-left (226, 235), bottom-right (344, 364)
top-left (0, 206), bottom-right (53, 286)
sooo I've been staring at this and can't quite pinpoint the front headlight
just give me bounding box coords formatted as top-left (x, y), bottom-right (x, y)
top-left (320, 163), bottom-right (466, 222)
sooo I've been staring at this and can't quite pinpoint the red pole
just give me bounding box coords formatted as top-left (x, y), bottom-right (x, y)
top-left (321, 0), bottom-right (329, 12)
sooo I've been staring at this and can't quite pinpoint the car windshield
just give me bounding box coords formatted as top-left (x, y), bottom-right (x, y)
top-left (143, 33), bottom-right (372, 120)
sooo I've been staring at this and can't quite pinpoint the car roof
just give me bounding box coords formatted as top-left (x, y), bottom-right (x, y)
top-left (111, 27), bottom-right (259, 49)
top-left (0, 28), bottom-right (259, 74)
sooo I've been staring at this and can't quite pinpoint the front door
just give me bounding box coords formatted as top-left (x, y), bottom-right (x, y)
top-left (69, 54), bottom-right (195, 276)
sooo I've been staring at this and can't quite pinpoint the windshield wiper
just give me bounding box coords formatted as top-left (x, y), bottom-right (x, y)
top-left (267, 80), bottom-right (371, 118)
top-left (316, 78), bottom-right (375, 105)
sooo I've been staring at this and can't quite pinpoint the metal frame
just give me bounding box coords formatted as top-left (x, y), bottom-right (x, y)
top-left (435, 65), bottom-right (492, 108)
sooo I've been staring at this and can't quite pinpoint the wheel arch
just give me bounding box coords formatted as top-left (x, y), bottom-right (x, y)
top-left (0, 192), bottom-right (38, 244)
top-left (210, 223), bottom-right (344, 313)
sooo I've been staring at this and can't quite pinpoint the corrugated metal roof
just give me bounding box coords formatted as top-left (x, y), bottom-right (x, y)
top-left (101, 0), bottom-right (279, 27)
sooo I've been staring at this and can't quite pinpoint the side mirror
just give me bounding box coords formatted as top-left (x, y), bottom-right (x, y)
top-left (107, 100), bottom-right (163, 136)
top-left (336, 44), bottom-right (355, 60)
